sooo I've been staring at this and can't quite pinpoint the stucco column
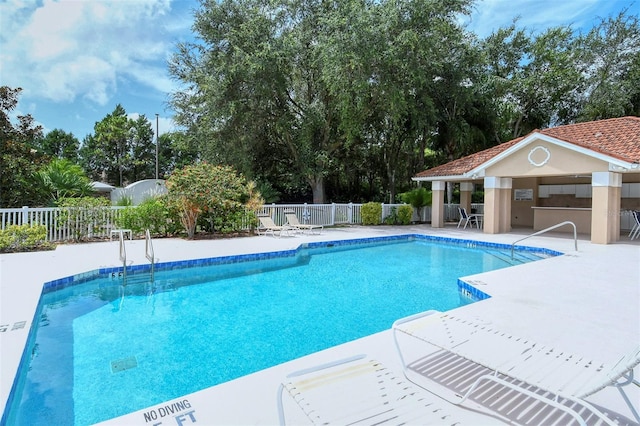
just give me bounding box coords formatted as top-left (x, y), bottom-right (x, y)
top-left (483, 177), bottom-right (512, 234)
top-left (431, 181), bottom-right (446, 228)
top-left (459, 182), bottom-right (473, 213)
top-left (591, 172), bottom-right (621, 244)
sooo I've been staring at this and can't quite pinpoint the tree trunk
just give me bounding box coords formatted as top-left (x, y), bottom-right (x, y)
top-left (388, 169), bottom-right (396, 203)
top-left (309, 176), bottom-right (326, 204)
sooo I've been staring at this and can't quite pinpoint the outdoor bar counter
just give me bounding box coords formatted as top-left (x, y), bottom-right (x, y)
top-left (532, 207), bottom-right (592, 233)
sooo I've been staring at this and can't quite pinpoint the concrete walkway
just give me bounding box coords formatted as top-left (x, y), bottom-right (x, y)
top-left (1, 225), bottom-right (639, 425)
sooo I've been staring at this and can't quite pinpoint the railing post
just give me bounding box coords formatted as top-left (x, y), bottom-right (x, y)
top-left (21, 206), bottom-right (29, 226)
top-left (331, 203), bottom-right (336, 226)
top-left (348, 202), bottom-right (353, 224)
top-left (303, 202), bottom-right (308, 224)
top-left (381, 203), bottom-right (385, 223)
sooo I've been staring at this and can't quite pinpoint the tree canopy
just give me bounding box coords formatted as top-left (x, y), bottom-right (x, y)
top-left (2, 3), bottom-right (639, 208)
top-left (168, 1), bottom-right (639, 203)
top-left (0, 87), bottom-right (46, 207)
top-left (78, 104), bottom-right (157, 186)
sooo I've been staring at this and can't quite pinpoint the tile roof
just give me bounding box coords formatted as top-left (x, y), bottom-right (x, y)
top-left (415, 116), bottom-right (640, 179)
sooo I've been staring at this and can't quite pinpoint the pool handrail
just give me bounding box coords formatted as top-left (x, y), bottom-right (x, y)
top-left (145, 229), bottom-right (155, 282)
top-left (510, 221), bottom-right (577, 258)
top-left (119, 230), bottom-right (127, 283)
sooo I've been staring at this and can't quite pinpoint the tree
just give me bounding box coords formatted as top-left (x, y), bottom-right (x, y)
top-left (0, 86), bottom-right (46, 207)
top-left (169, 0), bottom-right (344, 203)
top-left (36, 129), bottom-right (80, 161)
top-left (165, 162), bottom-right (263, 238)
top-left (129, 115), bottom-right (156, 182)
top-left (79, 105), bottom-right (157, 186)
top-left (157, 131), bottom-right (199, 178)
top-left (34, 159), bottom-right (93, 205)
top-left (79, 104), bottom-right (130, 185)
top-left (575, 11), bottom-right (640, 121)
top-left (482, 24), bottom-right (583, 139)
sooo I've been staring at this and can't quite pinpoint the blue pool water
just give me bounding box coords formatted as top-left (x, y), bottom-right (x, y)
top-left (3, 235), bottom-right (558, 425)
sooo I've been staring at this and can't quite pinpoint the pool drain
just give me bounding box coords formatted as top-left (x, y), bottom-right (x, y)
top-left (111, 356), bottom-right (138, 373)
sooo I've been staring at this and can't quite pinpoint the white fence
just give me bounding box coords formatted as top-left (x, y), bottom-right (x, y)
top-left (0, 206), bottom-right (127, 242)
top-left (0, 203), bottom-right (482, 242)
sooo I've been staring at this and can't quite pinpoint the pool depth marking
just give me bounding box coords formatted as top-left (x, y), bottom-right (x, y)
top-left (0, 321), bottom-right (27, 332)
top-left (143, 398), bottom-right (196, 425)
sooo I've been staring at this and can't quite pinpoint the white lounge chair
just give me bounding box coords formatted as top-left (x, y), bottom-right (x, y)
top-left (257, 215), bottom-right (293, 237)
top-left (393, 310), bottom-right (640, 426)
top-left (277, 354), bottom-right (467, 425)
top-left (457, 207), bottom-right (481, 229)
top-left (284, 209), bottom-right (323, 234)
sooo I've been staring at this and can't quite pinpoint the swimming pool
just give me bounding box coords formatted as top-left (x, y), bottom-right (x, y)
top-left (3, 235), bottom-right (559, 425)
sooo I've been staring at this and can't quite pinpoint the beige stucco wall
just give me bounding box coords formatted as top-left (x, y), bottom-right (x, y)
top-left (486, 140), bottom-right (609, 177)
top-left (533, 208), bottom-right (592, 233)
top-left (591, 175), bottom-right (622, 244)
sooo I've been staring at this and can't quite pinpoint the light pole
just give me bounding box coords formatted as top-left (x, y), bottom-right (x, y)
top-left (155, 113), bottom-right (159, 180)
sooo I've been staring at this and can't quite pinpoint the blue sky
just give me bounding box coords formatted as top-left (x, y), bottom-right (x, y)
top-left (1, 0), bottom-right (638, 142)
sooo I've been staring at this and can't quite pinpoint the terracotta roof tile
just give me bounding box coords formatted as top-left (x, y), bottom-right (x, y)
top-left (414, 116), bottom-right (640, 179)
top-left (539, 116), bottom-right (640, 163)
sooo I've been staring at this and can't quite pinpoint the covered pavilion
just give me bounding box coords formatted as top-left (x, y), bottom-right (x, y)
top-left (413, 116), bottom-right (640, 244)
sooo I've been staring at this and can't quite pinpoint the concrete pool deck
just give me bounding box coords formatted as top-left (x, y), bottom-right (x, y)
top-left (1, 225), bottom-right (639, 425)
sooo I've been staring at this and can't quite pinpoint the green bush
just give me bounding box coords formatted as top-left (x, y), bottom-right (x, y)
top-left (399, 187), bottom-right (431, 222)
top-left (115, 196), bottom-right (133, 206)
top-left (383, 207), bottom-right (399, 225)
top-left (383, 205), bottom-right (413, 225)
top-left (166, 163), bottom-right (263, 239)
top-left (116, 207), bottom-right (143, 235)
top-left (0, 225), bottom-right (50, 252)
top-left (58, 197), bottom-right (111, 241)
top-left (116, 197), bottom-right (175, 237)
top-left (361, 202), bottom-right (382, 225)
top-left (398, 205), bottom-right (413, 225)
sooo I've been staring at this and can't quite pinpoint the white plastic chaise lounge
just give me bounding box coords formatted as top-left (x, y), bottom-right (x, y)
top-left (257, 214), bottom-right (293, 237)
top-left (284, 209), bottom-right (323, 235)
top-left (392, 310), bottom-right (640, 426)
top-left (277, 354), bottom-right (469, 425)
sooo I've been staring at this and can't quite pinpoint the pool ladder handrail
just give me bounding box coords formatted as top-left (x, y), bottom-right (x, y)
top-left (119, 230), bottom-right (127, 283)
top-left (510, 221), bottom-right (578, 259)
top-left (145, 229), bottom-right (155, 282)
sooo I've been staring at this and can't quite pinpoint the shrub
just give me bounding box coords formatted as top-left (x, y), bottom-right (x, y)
top-left (383, 205), bottom-right (413, 225)
top-left (361, 202), bottom-right (382, 225)
top-left (399, 187), bottom-right (431, 222)
top-left (166, 163), bottom-right (263, 238)
top-left (0, 225), bottom-right (50, 253)
top-left (397, 205), bottom-right (413, 225)
top-left (383, 207), bottom-right (399, 225)
top-left (116, 206), bottom-right (143, 235)
top-left (115, 197), bottom-right (174, 237)
top-left (58, 197), bottom-right (111, 241)
top-left (137, 198), bottom-right (170, 236)
top-left (115, 196), bottom-right (133, 206)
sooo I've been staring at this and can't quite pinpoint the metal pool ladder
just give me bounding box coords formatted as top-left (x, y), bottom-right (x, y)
top-left (510, 221), bottom-right (578, 259)
top-left (145, 229), bottom-right (155, 282)
top-left (119, 230), bottom-right (127, 283)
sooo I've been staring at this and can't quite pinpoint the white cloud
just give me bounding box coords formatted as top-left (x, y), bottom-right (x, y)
top-left (465, 0), bottom-right (610, 38)
top-left (1, 0), bottom-right (174, 104)
top-left (127, 112), bottom-right (176, 136)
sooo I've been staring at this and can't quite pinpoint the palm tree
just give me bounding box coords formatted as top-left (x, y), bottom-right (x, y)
top-left (35, 159), bottom-right (93, 205)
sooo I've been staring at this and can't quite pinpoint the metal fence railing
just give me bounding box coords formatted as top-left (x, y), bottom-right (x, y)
top-left (1, 203), bottom-right (482, 242)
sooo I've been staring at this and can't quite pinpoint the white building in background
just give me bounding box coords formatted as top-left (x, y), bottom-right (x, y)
top-left (110, 179), bottom-right (167, 205)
